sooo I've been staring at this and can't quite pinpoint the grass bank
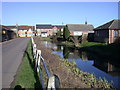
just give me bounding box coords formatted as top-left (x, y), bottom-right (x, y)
top-left (60, 41), bottom-right (75, 46)
top-left (80, 42), bottom-right (120, 59)
top-left (14, 40), bottom-right (41, 88)
top-left (62, 59), bottom-right (113, 88)
top-left (80, 41), bottom-right (106, 47)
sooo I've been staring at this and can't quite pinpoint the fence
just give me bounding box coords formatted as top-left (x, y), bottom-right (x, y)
top-left (31, 37), bottom-right (60, 89)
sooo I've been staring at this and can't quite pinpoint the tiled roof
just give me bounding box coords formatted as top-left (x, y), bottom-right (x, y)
top-left (36, 24), bottom-right (52, 29)
top-left (18, 25), bottom-right (29, 30)
top-left (6, 26), bottom-right (17, 29)
top-left (2, 25), bottom-right (14, 32)
top-left (94, 19), bottom-right (120, 30)
top-left (52, 25), bottom-right (65, 29)
top-left (18, 26), bottom-right (35, 30)
top-left (67, 24), bottom-right (94, 32)
top-left (2, 25), bottom-right (11, 30)
top-left (29, 26), bottom-right (35, 30)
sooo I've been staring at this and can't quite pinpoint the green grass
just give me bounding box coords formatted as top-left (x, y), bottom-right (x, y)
top-left (42, 37), bottom-right (50, 39)
top-left (81, 41), bottom-right (106, 47)
top-left (81, 42), bottom-right (120, 55)
top-left (14, 40), bottom-right (41, 88)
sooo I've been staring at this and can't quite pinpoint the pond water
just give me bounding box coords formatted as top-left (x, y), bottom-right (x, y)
top-left (42, 41), bottom-right (120, 89)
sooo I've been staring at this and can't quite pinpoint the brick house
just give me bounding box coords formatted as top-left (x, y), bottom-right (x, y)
top-left (36, 24), bottom-right (65, 37)
top-left (2, 25), bottom-right (16, 41)
top-left (18, 25), bottom-right (34, 37)
top-left (52, 25), bottom-right (65, 35)
top-left (94, 19), bottom-right (120, 44)
top-left (66, 24), bottom-right (94, 46)
top-left (6, 26), bottom-right (18, 35)
top-left (36, 24), bottom-right (53, 37)
top-left (67, 24), bottom-right (94, 37)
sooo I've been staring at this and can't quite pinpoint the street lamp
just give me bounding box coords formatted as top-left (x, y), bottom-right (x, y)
top-left (2, 30), bottom-right (6, 34)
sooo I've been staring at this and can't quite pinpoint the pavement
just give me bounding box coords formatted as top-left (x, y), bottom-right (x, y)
top-left (2, 37), bottom-right (30, 88)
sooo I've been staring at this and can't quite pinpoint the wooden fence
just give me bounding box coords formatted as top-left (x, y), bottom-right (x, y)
top-left (31, 37), bottom-right (60, 89)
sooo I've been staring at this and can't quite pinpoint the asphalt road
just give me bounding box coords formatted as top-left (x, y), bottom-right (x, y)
top-left (2, 37), bottom-right (30, 88)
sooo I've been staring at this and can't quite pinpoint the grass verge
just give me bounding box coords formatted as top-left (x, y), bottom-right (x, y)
top-left (14, 40), bottom-right (41, 88)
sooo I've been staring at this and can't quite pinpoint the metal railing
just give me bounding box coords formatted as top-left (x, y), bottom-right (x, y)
top-left (31, 37), bottom-right (60, 89)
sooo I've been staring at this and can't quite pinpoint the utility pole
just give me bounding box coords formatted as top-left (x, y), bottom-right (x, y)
top-left (16, 23), bottom-right (18, 37)
top-left (85, 17), bottom-right (87, 25)
top-left (62, 22), bottom-right (64, 25)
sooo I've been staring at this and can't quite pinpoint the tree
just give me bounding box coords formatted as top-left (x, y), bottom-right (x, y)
top-left (63, 25), bottom-right (70, 41)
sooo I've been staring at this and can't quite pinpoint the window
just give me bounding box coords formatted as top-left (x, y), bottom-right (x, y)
top-left (114, 30), bottom-right (119, 37)
top-left (54, 29), bottom-right (57, 31)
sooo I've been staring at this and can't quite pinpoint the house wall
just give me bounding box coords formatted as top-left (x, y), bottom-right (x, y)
top-left (2, 30), bottom-right (16, 41)
top-left (109, 29), bottom-right (120, 43)
top-left (52, 26), bottom-right (58, 35)
top-left (41, 33), bottom-right (48, 37)
top-left (10, 28), bottom-right (17, 34)
top-left (109, 30), bottom-right (114, 44)
top-left (47, 29), bottom-right (54, 36)
top-left (94, 29), bottom-right (109, 43)
top-left (18, 30), bottom-right (26, 37)
top-left (18, 30), bottom-right (31, 37)
top-left (27, 29), bottom-right (33, 37)
top-left (37, 29), bottom-right (53, 36)
top-left (36, 29), bottom-right (41, 36)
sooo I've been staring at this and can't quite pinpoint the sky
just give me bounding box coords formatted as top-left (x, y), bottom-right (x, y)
top-left (2, 2), bottom-right (119, 28)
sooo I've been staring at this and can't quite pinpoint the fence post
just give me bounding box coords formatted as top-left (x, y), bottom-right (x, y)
top-left (31, 38), bottom-right (60, 89)
top-left (37, 50), bottom-right (41, 73)
top-left (33, 44), bottom-right (36, 59)
top-left (47, 74), bottom-right (60, 90)
top-left (31, 37), bottom-right (34, 45)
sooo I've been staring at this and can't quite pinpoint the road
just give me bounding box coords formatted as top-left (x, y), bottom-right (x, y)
top-left (2, 37), bottom-right (30, 88)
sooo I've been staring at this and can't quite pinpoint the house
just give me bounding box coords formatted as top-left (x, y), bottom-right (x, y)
top-left (67, 24), bottom-right (94, 37)
top-left (66, 24), bottom-right (94, 46)
top-left (52, 25), bottom-right (65, 35)
top-left (2, 25), bottom-right (16, 41)
top-left (94, 19), bottom-right (120, 44)
top-left (41, 32), bottom-right (48, 37)
top-left (52, 25), bottom-right (58, 35)
top-left (36, 24), bottom-right (53, 37)
top-left (36, 24), bottom-right (65, 37)
top-left (67, 24), bottom-right (94, 41)
top-left (27, 27), bottom-right (34, 37)
top-left (18, 25), bottom-right (34, 37)
top-left (6, 25), bottom-right (18, 35)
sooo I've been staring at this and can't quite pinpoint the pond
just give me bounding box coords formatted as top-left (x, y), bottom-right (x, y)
top-left (42, 41), bottom-right (120, 89)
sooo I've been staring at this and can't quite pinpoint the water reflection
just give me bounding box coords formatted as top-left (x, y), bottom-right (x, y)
top-left (42, 41), bottom-right (120, 89)
top-left (93, 60), bottom-right (120, 77)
